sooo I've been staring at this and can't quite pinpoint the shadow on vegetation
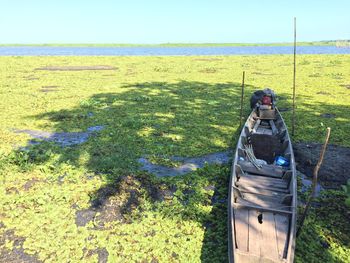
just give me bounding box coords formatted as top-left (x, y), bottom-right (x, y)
top-left (6, 80), bottom-right (350, 262)
top-left (13, 80), bottom-right (252, 261)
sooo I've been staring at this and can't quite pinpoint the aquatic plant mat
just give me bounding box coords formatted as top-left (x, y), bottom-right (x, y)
top-left (0, 55), bottom-right (349, 262)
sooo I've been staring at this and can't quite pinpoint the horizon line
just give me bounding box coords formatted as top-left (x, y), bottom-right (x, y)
top-left (0, 40), bottom-right (349, 47)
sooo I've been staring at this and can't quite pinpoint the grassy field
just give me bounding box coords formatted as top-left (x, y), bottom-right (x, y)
top-left (0, 55), bottom-right (349, 262)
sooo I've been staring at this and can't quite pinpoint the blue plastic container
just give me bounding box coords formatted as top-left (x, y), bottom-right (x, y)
top-left (275, 156), bottom-right (290, 167)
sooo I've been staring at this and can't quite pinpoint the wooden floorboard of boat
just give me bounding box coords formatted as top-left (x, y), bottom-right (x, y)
top-left (234, 252), bottom-right (283, 263)
top-left (261, 212), bottom-right (280, 260)
top-left (248, 209), bottom-right (262, 256)
top-left (274, 213), bottom-right (289, 259)
top-left (234, 208), bottom-right (289, 262)
top-left (234, 207), bottom-right (249, 252)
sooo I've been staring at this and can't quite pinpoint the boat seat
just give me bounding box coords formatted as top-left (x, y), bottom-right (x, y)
top-left (233, 184), bottom-right (292, 206)
top-left (235, 196), bottom-right (292, 212)
top-left (238, 160), bottom-right (285, 178)
top-left (243, 192), bottom-right (284, 205)
top-left (235, 182), bottom-right (290, 196)
top-left (237, 174), bottom-right (289, 189)
top-left (236, 165), bottom-right (289, 184)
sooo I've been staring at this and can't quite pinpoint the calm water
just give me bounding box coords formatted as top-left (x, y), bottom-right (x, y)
top-left (0, 46), bottom-right (350, 56)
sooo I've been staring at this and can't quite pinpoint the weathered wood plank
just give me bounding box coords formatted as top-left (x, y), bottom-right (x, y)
top-left (274, 214), bottom-right (290, 259)
top-left (234, 251), bottom-right (284, 263)
top-left (234, 208), bottom-right (249, 252)
top-left (239, 171), bottom-right (287, 183)
top-left (236, 181), bottom-right (290, 194)
top-left (243, 193), bottom-right (282, 205)
top-left (237, 184), bottom-right (288, 197)
top-left (238, 174), bottom-right (288, 189)
top-left (261, 212), bottom-right (280, 260)
top-left (238, 160), bottom-right (284, 178)
top-left (248, 209), bottom-right (262, 256)
top-left (233, 201), bottom-right (293, 214)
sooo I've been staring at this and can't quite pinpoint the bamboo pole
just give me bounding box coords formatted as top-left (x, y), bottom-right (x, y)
top-left (292, 17), bottom-right (297, 136)
top-left (240, 71), bottom-right (245, 126)
top-left (296, 127), bottom-right (331, 237)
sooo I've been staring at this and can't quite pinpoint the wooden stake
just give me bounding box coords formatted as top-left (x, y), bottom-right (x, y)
top-left (296, 127), bottom-right (331, 237)
top-left (240, 71), bottom-right (245, 126)
top-left (292, 17), bottom-right (297, 136)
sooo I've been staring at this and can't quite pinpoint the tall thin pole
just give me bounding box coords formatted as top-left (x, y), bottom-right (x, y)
top-left (240, 71), bottom-right (245, 126)
top-left (292, 17), bottom-right (297, 136)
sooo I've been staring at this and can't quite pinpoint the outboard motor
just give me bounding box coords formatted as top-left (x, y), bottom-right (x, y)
top-left (250, 88), bottom-right (277, 120)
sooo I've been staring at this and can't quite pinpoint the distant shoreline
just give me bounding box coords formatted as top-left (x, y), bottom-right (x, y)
top-left (0, 41), bottom-right (346, 47)
top-left (1, 45), bottom-right (350, 56)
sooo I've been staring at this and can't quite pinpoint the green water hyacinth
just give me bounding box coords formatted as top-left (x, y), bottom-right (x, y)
top-left (0, 55), bottom-right (349, 262)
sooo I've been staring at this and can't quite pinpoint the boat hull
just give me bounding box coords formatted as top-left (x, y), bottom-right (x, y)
top-left (228, 108), bottom-right (297, 263)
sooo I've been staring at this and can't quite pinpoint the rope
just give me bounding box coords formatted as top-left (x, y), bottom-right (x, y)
top-left (244, 144), bottom-right (262, 169)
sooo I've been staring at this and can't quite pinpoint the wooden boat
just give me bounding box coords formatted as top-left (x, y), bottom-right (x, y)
top-left (228, 90), bottom-right (297, 263)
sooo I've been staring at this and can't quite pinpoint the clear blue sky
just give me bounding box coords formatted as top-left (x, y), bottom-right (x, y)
top-left (0, 0), bottom-right (349, 44)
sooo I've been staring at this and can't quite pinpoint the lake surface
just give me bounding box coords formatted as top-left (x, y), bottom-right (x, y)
top-left (0, 46), bottom-right (350, 56)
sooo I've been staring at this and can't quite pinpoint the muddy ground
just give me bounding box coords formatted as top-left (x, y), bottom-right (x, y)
top-left (75, 175), bottom-right (176, 228)
top-left (294, 142), bottom-right (350, 188)
top-left (0, 226), bottom-right (41, 263)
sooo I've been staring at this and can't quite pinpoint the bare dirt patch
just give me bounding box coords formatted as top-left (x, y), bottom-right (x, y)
top-left (294, 142), bottom-right (350, 188)
top-left (85, 248), bottom-right (109, 263)
top-left (35, 65), bottom-right (117, 71)
top-left (75, 175), bottom-right (175, 228)
top-left (5, 187), bottom-right (19, 195)
top-left (340, 84), bottom-right (350, 89)
top-left (75, 209), bottom-right (97, 227)
top-left (125, 69), bottom-right (137, 76)
top-left (23, 178), bottom-right (45, 191)
top-left (316, 91), bottom-right (331, 95)
top-left (199, 68), bottom-right (218, 74)
top-left (0, 228), bottom-right (41, 263)
top-left (198, 68), bottom-right (218, 74)
top-left (40, 85), bottom-right (60, 93)
top-left (308, 73), bottom-right (321, 78)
